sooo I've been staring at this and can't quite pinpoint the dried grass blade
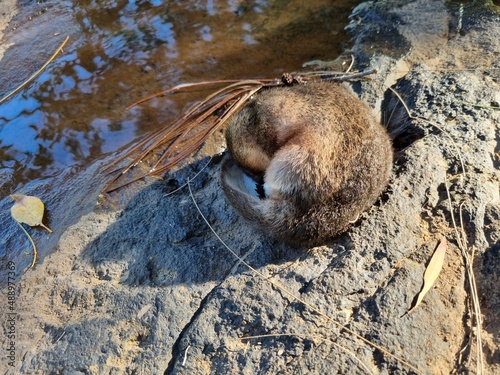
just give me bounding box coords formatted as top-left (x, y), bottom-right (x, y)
top-left (106, 81), bottom-right (261, 173)
top-left (144, 86), bottom-right (257, 170)
top-left (126, 79), bottom-right (272, 109)
top-left (296, 68), bottom-right (376, 81)
top-left (150, 90), bottom-right (248, 170)
top-left (0, 36), bottom-right (70, 104)
top-left (135, 81), bottom-right (263, 158)
top-left (150, 86), bottom-right (262, 173)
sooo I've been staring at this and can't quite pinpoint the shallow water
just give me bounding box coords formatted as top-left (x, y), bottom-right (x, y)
top-left (0, 0), bottom-right (359, 271)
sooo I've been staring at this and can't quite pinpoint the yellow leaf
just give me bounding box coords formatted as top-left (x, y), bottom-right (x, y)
top-left (10, 194), bottom-right (53, 233)
top-left (407, 237), bottom-right (447, 314)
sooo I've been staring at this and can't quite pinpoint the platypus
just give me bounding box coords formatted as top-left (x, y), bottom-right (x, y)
top-left (221, 81), bottom-right (393, 247)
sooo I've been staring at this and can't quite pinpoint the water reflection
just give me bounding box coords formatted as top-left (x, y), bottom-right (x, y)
top-left (0, 0), bottom-right (359, 265)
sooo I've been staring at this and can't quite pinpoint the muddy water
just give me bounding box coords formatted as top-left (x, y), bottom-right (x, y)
top-left (0, 0), bottom-right (359, 270)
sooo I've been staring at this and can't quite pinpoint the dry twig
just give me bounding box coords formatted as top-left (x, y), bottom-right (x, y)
top-left (0, 36), bottom-right (69, 104)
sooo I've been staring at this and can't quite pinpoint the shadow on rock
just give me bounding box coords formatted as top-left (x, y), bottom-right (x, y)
top-left (81, 155), bottom-right (308, 287)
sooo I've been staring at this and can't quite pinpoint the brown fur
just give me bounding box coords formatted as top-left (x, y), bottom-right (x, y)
top-left (221, 81), bottom-right (393, 247)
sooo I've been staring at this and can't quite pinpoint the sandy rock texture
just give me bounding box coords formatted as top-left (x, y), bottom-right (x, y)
top-left (1, 0), bottom-right (499, 374)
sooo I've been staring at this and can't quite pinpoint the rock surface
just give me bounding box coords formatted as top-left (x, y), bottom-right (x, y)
top-left (2, 1), bottom-right (500, 374)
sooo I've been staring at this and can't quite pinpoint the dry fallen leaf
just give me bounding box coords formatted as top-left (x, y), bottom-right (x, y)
top-left (407, 237), bottom-right (447, 314)
top-left (10, 194), bottom-right (53, 268)
top-left (10, 194), bottom-right (52, 232)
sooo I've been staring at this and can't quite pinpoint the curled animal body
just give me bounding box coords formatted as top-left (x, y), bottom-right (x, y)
top-left (221, 81), bottom-right (393, 247)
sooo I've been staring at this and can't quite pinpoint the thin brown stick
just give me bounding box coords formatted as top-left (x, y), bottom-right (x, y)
top-left (0, 36), bottom-right (70, 104)
top-left (151, 85), bottom-right (261, 171)
top-left (126, 79), bottom-right (274, 110)
top-left (445, 175), bottom-right (484, 374)
top-left (317, 67), bottom-right (377, 81)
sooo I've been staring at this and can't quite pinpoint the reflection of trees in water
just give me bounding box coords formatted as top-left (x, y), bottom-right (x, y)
top-left (1, 0), bottom-right (355, 192)
top-left (0, 141), bottom-right (47, 195)
top-left (0, 140), bottom-right (15, 169)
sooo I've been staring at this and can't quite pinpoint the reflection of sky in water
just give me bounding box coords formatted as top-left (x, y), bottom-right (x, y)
top-left (0, 96), bottom-right (40, 120)
top-left (0, 0), bottom-right (351, 194)
top-left (1, 109), bottom-right (43, 151)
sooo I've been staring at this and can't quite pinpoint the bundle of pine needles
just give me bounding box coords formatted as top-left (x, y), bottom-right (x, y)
top-left (105, 69), bottom-right (375, 192)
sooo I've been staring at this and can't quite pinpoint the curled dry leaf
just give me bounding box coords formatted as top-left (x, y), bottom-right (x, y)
top-left (10, 194), bottom-right (52, 232)
top-left (407, 237), bottom-right (447, 314)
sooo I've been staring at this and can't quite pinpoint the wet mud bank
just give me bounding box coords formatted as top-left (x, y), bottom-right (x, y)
top-left (1, 0), bottom-right (500, 374)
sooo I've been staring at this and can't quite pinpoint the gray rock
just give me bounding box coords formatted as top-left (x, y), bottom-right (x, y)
top-left (4, 1), bottom-right (500, 374)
